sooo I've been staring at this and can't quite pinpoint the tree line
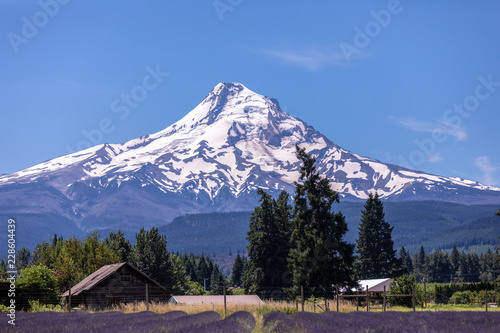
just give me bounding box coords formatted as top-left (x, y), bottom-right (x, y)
top-left (399, 244), bottom-right (498, 283)
top-left (241, 146), bottom-right (402, 299)
top-left (238, 146), bottom-right (500, 299)
top-left (0, 228), bottom-right (230, 309)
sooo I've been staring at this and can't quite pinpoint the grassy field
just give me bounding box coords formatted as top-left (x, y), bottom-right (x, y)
top-left (108, 299), bottom-right (500, 318)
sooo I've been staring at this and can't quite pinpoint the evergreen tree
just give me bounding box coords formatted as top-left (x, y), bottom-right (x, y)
top-left (210, 266), bottom-right (229, 295)
top-left (399, 247), bottom-right (413, 274)
top-left (496, 209), bottom-right (500, 264)
top-left (196, 256), bottom-right (209, 285)
top-left (243, 188), bottom-right (291, 296)
top-left (427, 251), bottom-right (451, 282)
top-left (355, 192), bottom-right (402, 279)
top-left (104, 230), bottom-right (132, 262)
top-left (130, 227), bottom-right (184, 292)
top-left (450, 244), bottom-right (460, 274)
top-left (288, 146), bottom-right (355, 297)
top-left (0, 260), bottom-right (6, 280)
top-left (16, 246), bottom-right (32, 272)
top-left (231, 254), bottom-right (245, 287)
top-left (413, 245), bottom-right (427, 282)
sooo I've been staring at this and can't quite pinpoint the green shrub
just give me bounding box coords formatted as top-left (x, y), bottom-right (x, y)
top-left (16, 265), bottom-right (60, 310)
top-left (389, 275), bottom-right (423, 307)
top-left (28, 300), bottom-right (64, 312)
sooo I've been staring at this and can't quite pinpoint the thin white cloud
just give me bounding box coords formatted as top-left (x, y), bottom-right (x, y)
top-left (392, 117), bottom-right (467, 141)
top-left (427, 153), bottom-right (443, 163)
top-left (473, 156), bottom-right (497, 185)
top-left (261, 47), bottom-right (348, 70)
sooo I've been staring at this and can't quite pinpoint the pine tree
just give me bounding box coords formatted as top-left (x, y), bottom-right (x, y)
top-left (243, 188), bottom-right (291, 296)
top-left (413, 245), bottom-right (427, 282)
top-left (210, 266), bottom-right (228, 295)
top-left (288, 145), bottom-right (355, 297)
top-left (496, 210), bottom-right (500, 264)
top-left (16, 247), bottom-right (32, 272)
top-left (427, 251), bottom-right (451, 282)
top-left (355, 192), bottom-right (402, 279)
top-left (399, 247), bottom-right (413, 274)
top-left (130, 227), bottom-right (184, 292)
top-left (450, 244), bottom-right (460, 274)
top-left (231, 254), bottom-right (245, 287)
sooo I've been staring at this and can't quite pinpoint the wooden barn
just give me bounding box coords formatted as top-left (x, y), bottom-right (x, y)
top-left (61, 262), bottom-right (170, 310)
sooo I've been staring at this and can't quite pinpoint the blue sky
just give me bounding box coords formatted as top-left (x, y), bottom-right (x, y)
top-left (1, 0), bottom-right (499, 186)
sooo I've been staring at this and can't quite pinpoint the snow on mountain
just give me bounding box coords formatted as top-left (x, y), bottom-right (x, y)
top-left (1, 82), bottom-right (500, 231)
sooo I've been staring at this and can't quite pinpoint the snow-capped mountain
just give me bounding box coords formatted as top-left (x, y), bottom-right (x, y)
top-left (1, 82), bottom-right (499, 231)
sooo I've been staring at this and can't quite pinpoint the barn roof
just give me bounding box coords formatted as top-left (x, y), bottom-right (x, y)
top-left (61, 262), bottom-right (167, 297)
top-left (354, 278), bottom-right (393, 292)
top-left (170, 295), bottom-right (263, 305)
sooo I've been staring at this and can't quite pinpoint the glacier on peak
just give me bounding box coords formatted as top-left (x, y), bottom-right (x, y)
top-left (0, 82), bottom-right (499, 211)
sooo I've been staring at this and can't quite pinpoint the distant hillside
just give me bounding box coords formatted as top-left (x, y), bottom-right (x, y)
top-left (160, 202), bottom-right (499, 256)
top-left (4, 201), bottom-right (497, 260)
top-left (160, 211), bottom-right (251, 255)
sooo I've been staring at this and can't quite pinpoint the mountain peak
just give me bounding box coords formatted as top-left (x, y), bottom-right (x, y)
top-left (212, 82), bottom-right (251, 95)
top-left (163, 82), bottom-right (285, 135)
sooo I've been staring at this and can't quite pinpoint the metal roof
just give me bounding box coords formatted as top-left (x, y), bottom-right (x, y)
top-left (61, 262), bottom-right (167, 297)
top-left (354, 278), bottom-right (393, 292)
top-left (170, 295), bottom-right (263, 305)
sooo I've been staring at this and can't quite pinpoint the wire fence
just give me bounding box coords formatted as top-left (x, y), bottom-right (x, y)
top-left (2, 282), bottom-right (499, 313)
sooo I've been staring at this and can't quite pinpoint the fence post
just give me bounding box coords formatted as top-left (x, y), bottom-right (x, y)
top-left (224, 285), bottom-right (227, 318)
top-left (366, 285), bottom-right (369, 312)
top-left (412, 285), bottom-right (415, 312)
top-left (324, 299), bottom-right (328, 312)
top-left (336, 284), bottom-right (339, 312)
top-left (301, 285), bottom-right (304, 312)
top-left (146, 283), bottom-right (149, 312)
top-left (383, 285), bottom-right (386, 312)
top-left (356, 296), bottom-right (359, 311)
top-left (68, 286), bottom-right (71, 312)
top-left (485, 289), bottom-right (488, 312)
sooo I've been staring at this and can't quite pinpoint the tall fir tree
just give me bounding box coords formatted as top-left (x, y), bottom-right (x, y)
top-left (413, 245), bottom-right (427, 282)
top-left (496, 210), bottom-right (500, 264)
top-left (450, 244), bottom-right (460, 274)
top-left (399, 247), bottom-right (413, 274)
top-left (16, 247), bottom-right (32, 272)
top-left (355, 192), bottom-right (402, 279)
top-left (242, 189), bottom-right (292, 296)
top-left (288, 145), bottom-right (355, 297)
top-left (130, 227), bottom-right (187, 293)
top-left (231, 254), bottom-right (245, 287)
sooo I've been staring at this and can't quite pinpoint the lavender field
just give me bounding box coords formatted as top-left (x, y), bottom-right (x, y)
top-left (265, 311), bottom-right (500, 333)
top-left (2, 310), bottom-right (500, 332)
top-left (1, 310), bottom-right (254, 333)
